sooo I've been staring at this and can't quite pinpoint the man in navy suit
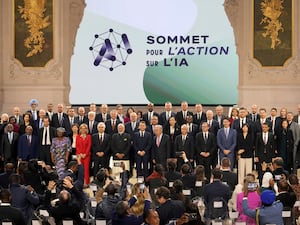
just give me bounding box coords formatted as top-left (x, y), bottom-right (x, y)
top-left (203, 110), bottom-right (219, 136)
top-left (185, 115), bottom-right (199, 138)
top-left (160, 101), bottom-right (176, 126)
top-left (105, 110), bottom-right (121, 135)
top-left (17, 126), bottom-right (39, 161)
top-left (174, 124), bottom-right (194, 170)
top-left (64, 108), bottom-right (79, 136)
top-left (92, 122), bottom-right (111, 175)
top-left (151, 125), bottom-right (170, 169)
top-left (217, 118), bottom-right (237, 170)
top-left (95, 104), bottom-right (111, 122)
top-left (195, 122), bottom-right (216, 179)
top-left (133, 121), bottom-right (152, 178)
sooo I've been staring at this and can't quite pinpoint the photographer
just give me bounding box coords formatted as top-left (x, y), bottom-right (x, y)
top-left (236, 175), bottom-right (261, 225)
top-left (45, 176), bottom-right (84, 225)
top-left (144, 209), bottom-right (189, 225)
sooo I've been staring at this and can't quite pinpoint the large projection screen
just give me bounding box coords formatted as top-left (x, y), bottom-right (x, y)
top-left (70, 0), bottom-right (238, 105)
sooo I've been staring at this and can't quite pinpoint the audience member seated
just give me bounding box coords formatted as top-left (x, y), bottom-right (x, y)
top-left (236, 174), bottom-right (261, 225)
top-left (0, 163), bottom-right (15, 189)
top-left (9, 173), bottom-right (40, 224)
top-left (95, 183), bottom-right (121, 223)
top-left (165, 160), bottom-right (182, 185)
top-left (0, 189), bottom-right (26, 225)
top-left (181, 163), bottom-right (196, 191)
top-left (144, 209), bottom-right (189, 225)
top-left (243, 190), bottom-right (284, 225)
top-left (111, 186), bottom-right (151, 225)
top-left (220, 157), bottom-right (237, 193)
top-left (272, 157), bottom-right (289, 182)
top-left (276, 179), bottom-right (296, 209)
top-left (146, 164), bottom-right (167, 204)
top-left (194, 165), bottom-right (208, 197)
top-left (45, 177), bottom-right (84, 225)
top-left (204, 168), bottom-right (230, 220)
top-left (155, 186), bottom-right (185, 225)
top-left (289, 174), bottom-right (300, 200)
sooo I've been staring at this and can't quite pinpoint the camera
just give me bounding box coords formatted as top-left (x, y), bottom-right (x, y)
top-left (189, 213), bottom-right (198, 221)
top-left (140, 183), bottom-right (145, 193)
top-left (247, 182), bottom-right (257, 191)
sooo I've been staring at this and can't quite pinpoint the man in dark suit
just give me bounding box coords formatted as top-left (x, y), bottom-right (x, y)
top-left (247, 104), bottom-right (260, 123)
top-left (125, 112), bottom-right (139, 173)
top-left (105, 110), bottom-right (121, 135)
top-left (193, 103), bottom-right (207, 125)
top-left (220, 157), bottom-right (237, 192)
top-left (111, 124), bottom-right (132, 175)
top-left (276, 179), bottom-right (296, 208)
top-left (175, 101), bottom-right (193, 126)
top-left (133, 121), bottom-right (152, 178)
top-left (174, 124), bottom-right (194, 170)
top-left (1, 124), bottom-right (19, 166)
top-left (160, 101), bottom-right (176, 126)
top-left (266, 107), bottom-right (278, 134)
top-left (213, 105), bottom-right (226, 128)
top-left (75, 107), bottom-right (88, 125)
top-left (86, 111), bottom-right (98, 135)
top-left (151, 125), bottom-right (170, 169)
top-left (36, 109), bottom-right (47, 130)
top-left (203, 110), bottom-right (219, 136)
top-left (13, 106), bottom-right (24, 125)
top-left (142, 103), bottom-right (160, 126)
top-left (92, 122), bottom-right (111, 176)
top-left (232, 107), bottom-right (252, 134)
top-left (155, 187), bottom-right (185, 225)
top-left (9, 174), bottom-right (40, 224)
top-left (204, 168), bottom-right (231, 217)
top-left (217, 118), bottom-right (237, 170)
top-left (147, 115), bottom-right (160, 136)
top-left (95, 104), bottom-right (111, 122)
top-left (0, 163), bottom-right (15, 189)
top-left (46, 103), bottom-right (54, 122)
top-left (0, 189), bottom-right (26, 225)
top-left (255, 122), bottom-right (276, 181)
top-left (111, 123), bottom-right (132, 161)
top-left (64, 108), bottom-right (79, 136)
top-left (195, 122), bottom-right (216, 180)
top-left (185, 115), bottom-right (198, 138)
top-left (17, 126), bottom-right (39, 161)
top-left (253, 108), bottom-right (271, 137)
top-left (51, 103), bottom-right (68, 128)
top-left (274, 107), bottom-right (288, 136)
top-left (38, 117), bottom-right (56, 165)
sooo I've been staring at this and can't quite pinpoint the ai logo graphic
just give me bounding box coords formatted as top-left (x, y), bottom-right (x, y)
top-left (89, 29), bottom-right (133, 71)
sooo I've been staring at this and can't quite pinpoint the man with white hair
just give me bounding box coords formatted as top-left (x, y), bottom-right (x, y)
top-left (160, 101), bottom-right (176, 126)
top-left (96, 104), bottom-right (111, 122)
top-left (76, 107), bottom-right (88, 125)
top-left (13, 106), bottom-right (23, 125)
top-left (92, 122), bottom-right (111, 175)
top-left (151, 125), bottom-right (170, 169)
top-left (87, 111), bottom-right (98, 134)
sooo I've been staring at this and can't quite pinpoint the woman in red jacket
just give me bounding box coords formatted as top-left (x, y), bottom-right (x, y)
top-left (76, 123), bottom-right (92, 186)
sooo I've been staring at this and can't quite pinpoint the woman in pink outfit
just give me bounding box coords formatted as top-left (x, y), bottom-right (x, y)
top-left (236, 174), bottom-right (261, 225)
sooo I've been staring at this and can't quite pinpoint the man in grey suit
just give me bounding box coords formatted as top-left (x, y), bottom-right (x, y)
top-left (287, 112), bottom-right (300, 170)
top-left (1, 124), bottom-right (19, 166)
top-left (217, 117), bottom-right (237, 170)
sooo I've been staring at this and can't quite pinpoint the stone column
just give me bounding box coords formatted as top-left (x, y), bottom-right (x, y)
top-left (224, 0), bottom-right (300, 111)
top-left (0, 0), bottom-right (85, 113)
